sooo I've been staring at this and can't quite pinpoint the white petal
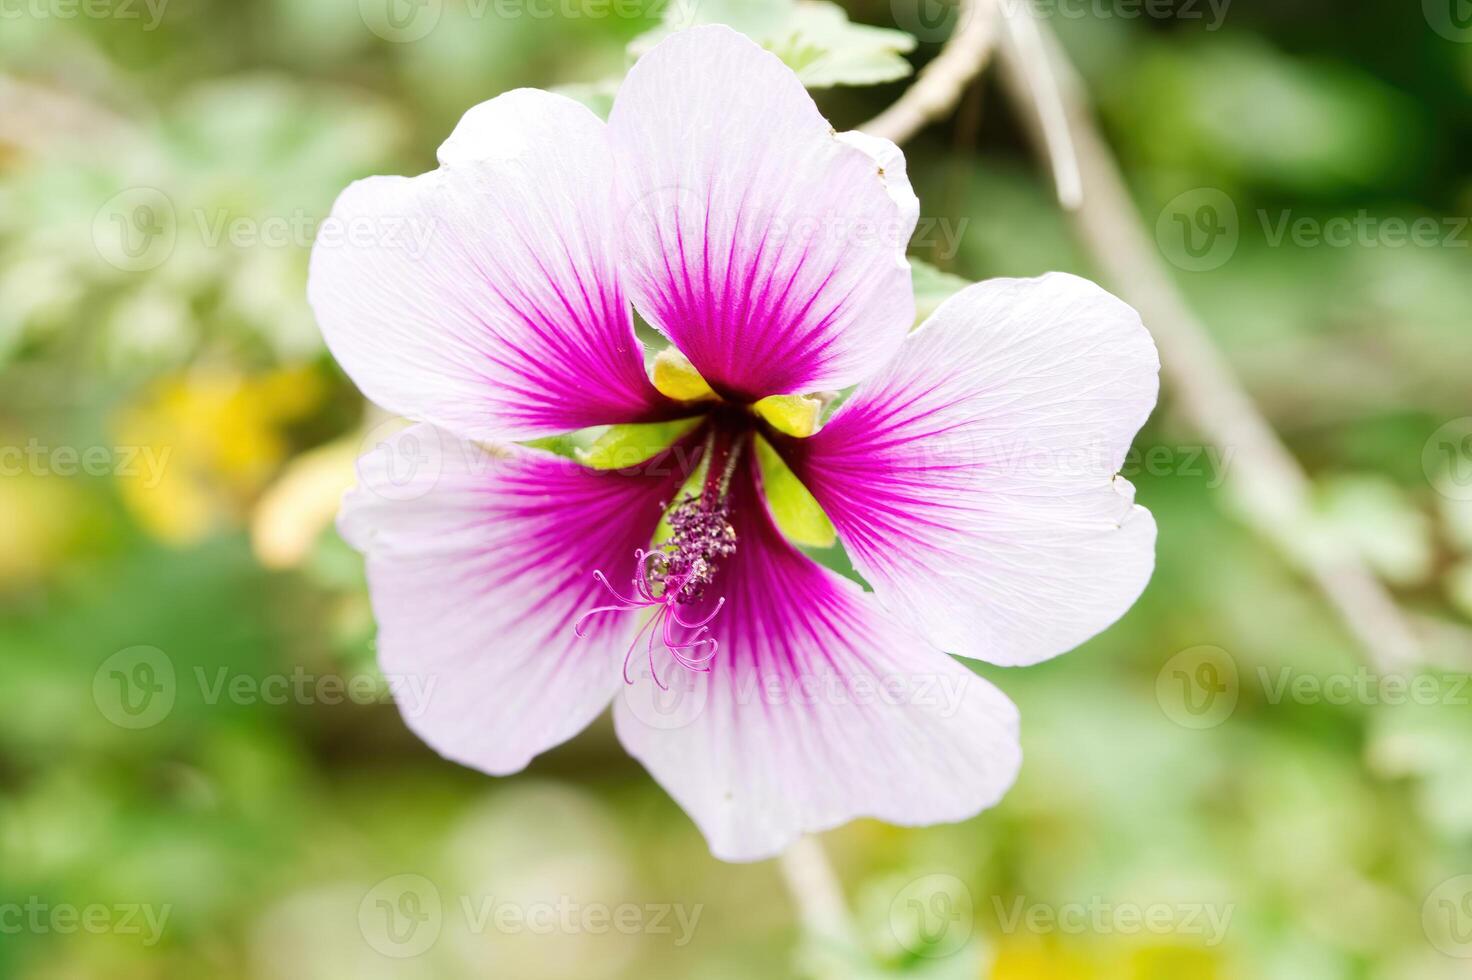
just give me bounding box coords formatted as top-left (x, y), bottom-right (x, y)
top-left (614, 456), bottom-right (1021, 861)
top-left (342, 424), bottom-right (693, 774)
top-left (309, 90), bottom-right (669, 443)
top-left (787, 273), bottom-right (1160, 666)
top-left (607, 25), bottom-right (916, 400)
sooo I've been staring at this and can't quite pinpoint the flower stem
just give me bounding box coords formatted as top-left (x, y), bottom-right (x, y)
top-left (776, 835), bottom-right (857, 947)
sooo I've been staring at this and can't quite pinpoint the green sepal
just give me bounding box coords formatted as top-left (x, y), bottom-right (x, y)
top-left (754, 435), bottom-right (836, 549)
top-left (575, 418), bottom-right (702, 471)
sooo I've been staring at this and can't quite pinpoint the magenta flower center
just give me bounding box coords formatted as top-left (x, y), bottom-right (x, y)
top-left (573, 420), bottom-right (753, 689)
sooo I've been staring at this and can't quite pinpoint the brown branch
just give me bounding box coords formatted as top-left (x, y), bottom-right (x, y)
top-left (859, 0), bottom-right (1423, 671)
top-left (859, 0), bottom-right (999, 146)
top-left (992, 9), bottom-right (1421, 671)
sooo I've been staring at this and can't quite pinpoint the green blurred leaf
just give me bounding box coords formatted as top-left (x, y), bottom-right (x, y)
top-left (1112, 38), bottom-right (1424, 192)
top-left (632, 0), bottom-right (914, 89)
top-left (768, 2), bottom-right (916, 89)
top-left (1315, 474), bottom-right (1434, 586)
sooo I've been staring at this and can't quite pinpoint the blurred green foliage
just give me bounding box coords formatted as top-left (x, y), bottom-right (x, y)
top-left (2, 1), bottom-right (1471, 978)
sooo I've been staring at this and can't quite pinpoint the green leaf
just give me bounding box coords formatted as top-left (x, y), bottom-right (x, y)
top-left (910, 257), bottom-right (971, 326)
top-left (1115, 38), bottom-right (1422, 193)
top-left (1315, 473), bottom-right (1434, 587)
top-left (575, 418), bottom-right (701, 470)
top-left (631, 0), bottom-right (914, 90)
top-left (771, 2), bottom-right (916, 89)
top-left (755, 435), bottom-right (835, 548)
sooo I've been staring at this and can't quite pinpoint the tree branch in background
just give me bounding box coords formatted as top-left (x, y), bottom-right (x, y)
top-left (859, 0), bottom-right (999, 147)
top-left (862, 0), bottom-right (1424, 671)
top-left (995, 11), bottom-right (1422, 671)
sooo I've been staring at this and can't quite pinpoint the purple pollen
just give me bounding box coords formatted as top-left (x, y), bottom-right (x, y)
top-left (572, 493), bottom-right (737, 690)
top-left (653, 494), bottom-right (739, 603)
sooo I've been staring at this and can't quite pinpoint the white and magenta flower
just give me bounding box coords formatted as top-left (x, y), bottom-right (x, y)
top-left (309, 26), bottom-right (1158, 861)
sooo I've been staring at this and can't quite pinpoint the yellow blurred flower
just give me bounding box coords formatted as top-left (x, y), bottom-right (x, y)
top-left (992, 939), bottom-right (1095, 980)
top-left (991, 938), bottom-right (1224, 980)
top-left (250, 437), bottom-right (357, 569)
top-left (0, 471), bottom-right (85, 585)
top-left (111, 366), bottom-right (325, 545)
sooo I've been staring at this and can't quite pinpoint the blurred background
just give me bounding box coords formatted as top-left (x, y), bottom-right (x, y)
top-left (3, 0), bottom-right (1471, 977)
